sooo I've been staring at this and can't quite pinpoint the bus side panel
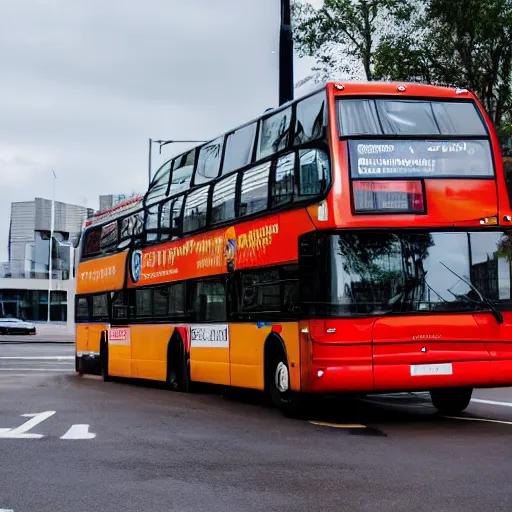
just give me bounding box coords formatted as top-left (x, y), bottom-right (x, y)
top-left (107, 325), bottom-right (132, 378)
top-left (130, 324), bottom-right (172, 382)
top-left (189, 323), bottom-right (230, 385)
top-left (75, 324), bottom-right (89, 356)
top-left (280, 323), bottom-right (301, 392)
top-left (88, 323), bottom-right (107, 356)
top-left (229, 324), bottom-right (265, 390)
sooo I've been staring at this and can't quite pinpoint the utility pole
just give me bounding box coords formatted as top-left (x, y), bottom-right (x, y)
top-left (279, 0), bottom-right (294, 106)
top-left (47, 169), bottom-right (57, 323)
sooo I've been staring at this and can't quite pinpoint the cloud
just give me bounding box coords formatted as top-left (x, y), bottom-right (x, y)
top-left (0, 0), bottom-right (314, 262)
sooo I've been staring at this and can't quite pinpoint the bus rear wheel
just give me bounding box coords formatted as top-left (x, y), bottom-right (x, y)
top-left (430, 387), bottom-right (473, 415)
top-left (100, 338), bottom-right (110, 382)
top-left (167, 339), bottom-right (190, 393)
top-left (266, 348), bottom-right (308, 419)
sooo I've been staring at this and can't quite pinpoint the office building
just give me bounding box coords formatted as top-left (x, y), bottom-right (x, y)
top-left (0, 197), bottom-right (94, 324)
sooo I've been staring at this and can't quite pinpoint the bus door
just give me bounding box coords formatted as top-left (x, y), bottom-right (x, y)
top-left (108, 293), bottom-right (132, 378)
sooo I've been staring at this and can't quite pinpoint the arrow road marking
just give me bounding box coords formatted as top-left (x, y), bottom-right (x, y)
top-left (0, 411), bottom-right (55, 439)
top-left (60, 424), bottom-right (96, 440)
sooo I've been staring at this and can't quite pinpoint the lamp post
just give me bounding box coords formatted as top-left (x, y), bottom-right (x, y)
top-left (47, 169), bottom-right (57, 323)
top-left (279, 0), bottom-right (294, 106)
top-left (148, 138), bottom-right (207, 184)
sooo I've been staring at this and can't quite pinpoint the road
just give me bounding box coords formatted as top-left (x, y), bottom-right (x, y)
top-left (0, 343), bottom-right (511, 512)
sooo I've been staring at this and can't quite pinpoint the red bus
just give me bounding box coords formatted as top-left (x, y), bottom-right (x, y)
top-left (75, 81), bottom-right (512, 417)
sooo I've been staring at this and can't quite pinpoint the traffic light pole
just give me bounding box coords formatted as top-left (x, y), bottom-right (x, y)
top-left (279, 0), bottom-right (294, 106)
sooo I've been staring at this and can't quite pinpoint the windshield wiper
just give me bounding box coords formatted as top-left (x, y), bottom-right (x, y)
top-left (440, 261), bottom-right (504, 324)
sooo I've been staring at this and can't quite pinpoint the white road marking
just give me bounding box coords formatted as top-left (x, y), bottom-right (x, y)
top-left (444, 416), bottom-right (512, 426)
top-left (471, 398), bottom-right (512, 408)
top-left (310, 421), bottom-right (366, 429)
top-left (0, 508), bottom-right (14, 511)
top-left (0, 356), bottom-right (73, 360)
top-left (61, 424), bottom-right (96, 440)
top-left (0, 411), bottom-right (55, 439)
top-left (0, 369), bottom-right (71, 372)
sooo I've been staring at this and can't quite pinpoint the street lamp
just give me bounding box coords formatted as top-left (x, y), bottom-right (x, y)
top-left (279, 0), bottom-right (294, 106)
top-left (47, 169), bottom-right (57, 323)
top-left (148, 138), bottom-right (207, 184)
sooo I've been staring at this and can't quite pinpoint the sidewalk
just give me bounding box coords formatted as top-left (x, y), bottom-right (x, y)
top-left (32, 322), bottom-right (75, 343)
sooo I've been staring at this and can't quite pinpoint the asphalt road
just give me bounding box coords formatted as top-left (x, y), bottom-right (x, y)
top-left (0, 343), bottom-right (512, 512)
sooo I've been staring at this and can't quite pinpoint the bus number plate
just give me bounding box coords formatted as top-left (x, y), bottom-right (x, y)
top-left (410, 363), bottom-right (453, 376)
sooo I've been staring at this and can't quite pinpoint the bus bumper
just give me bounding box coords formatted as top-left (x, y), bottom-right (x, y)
top-left (304, 350), bottom-right (512, 393)
top-left (76, 351), bottom-right (101, 375)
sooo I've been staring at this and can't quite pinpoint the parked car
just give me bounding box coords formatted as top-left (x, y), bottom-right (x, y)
top-left (0, 318), bottom-right (36, 335)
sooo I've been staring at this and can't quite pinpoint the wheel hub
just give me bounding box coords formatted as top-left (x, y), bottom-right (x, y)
top-left (275, 362), bottom-right (289, 393)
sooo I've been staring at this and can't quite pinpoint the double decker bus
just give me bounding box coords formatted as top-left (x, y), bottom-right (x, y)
top-left (75, 81), bottom-right (512, 417)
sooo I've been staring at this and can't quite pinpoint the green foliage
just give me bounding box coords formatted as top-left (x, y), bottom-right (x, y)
top-left (292, 0), bottom-right (414, 80)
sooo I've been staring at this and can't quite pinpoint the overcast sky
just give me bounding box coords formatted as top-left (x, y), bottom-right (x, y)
top-left (0, 0), bottom-right (322, 262)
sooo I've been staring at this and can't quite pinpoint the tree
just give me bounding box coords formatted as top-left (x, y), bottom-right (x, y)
top-left (292, 0), bottom-right (413, 81)
top-left (374, 0), bottom-right (512, 129)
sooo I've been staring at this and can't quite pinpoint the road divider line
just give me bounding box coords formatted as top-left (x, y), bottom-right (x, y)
top-left (471, 398), bottom-right (512, 408)
top-left (444, 415), bottom-right (512, 425)
top-left (309, 421), bottom-right (366, 429)
top-left (0, 356), bottom-right (74, 360)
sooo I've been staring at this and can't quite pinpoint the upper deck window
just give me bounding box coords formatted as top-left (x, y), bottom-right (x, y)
top-left (294, 91), bottom-right (326, 145)
top-left (222, 123), bottom-right (256, 175)
top-left (169, 150), bottom-right (195, 196)
top-left (338, 99), bottom-right (488, 137)
top-left (258, 107), bottom-right (292, 160)
top-left (146, 160), bottom-right (172, 205)
top-left (195, 136), bottom-right (224, 185)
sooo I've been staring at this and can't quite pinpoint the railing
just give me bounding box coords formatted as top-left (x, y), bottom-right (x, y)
top-left (0, 263), bottom-right (70, 281)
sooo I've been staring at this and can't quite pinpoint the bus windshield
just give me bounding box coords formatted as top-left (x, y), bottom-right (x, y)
top-left (300, 230), bottom-right (512, 317)
top-left (338, 99), bottom-right (494, 179)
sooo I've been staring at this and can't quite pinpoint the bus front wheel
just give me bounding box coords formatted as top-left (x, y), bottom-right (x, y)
top-left (430, 387), bottom-right (473, 415)
top-left (266, 347), bottom-right (308, 419)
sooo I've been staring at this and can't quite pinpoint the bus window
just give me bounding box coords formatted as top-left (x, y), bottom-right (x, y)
top-left (257, 106), bottom-right (292, 160)
top-left (76, 297), bottom-right (89, 322)
top-left (240, 162), bottom-right (270, 217)
top-left (135, 289), bottom-right (152, 318)
top-left (147, 160), bottom-right (172, 205)
top-left (83, 226), bottom-right (101, 257)
top-left (190, 280), bottom-right (226, 322)
top-left (168, 282), bottom-right (186, 317)
top-left (91, 294), bottom-right (109, 322)
top-left (195, 136), bottom-right (224, 185)
top-left (169, 150), bottom-right (196, 196)
top-left (222, 123), bottom-right (256, 175)
top-left (211, 174), bottom-right (237, 224)
top-left (145, 205), bottom-right (159, 243)
top-left (294, 91), bottom-right (326, 145)
top-left (272, 152), bottom-right (296, 207)
top-left (153, 287), bottom-right (169, 317)
top-left (298, 149), bottom-right (330, 197)
top-left (183, 186), bottom-right (209, 233)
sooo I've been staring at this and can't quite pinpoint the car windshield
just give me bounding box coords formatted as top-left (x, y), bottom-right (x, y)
top-left (300, 230), bottom-right (512, 317)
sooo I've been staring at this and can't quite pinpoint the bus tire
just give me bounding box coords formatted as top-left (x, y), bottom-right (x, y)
top-left (100, 334), bottom-right (110, 382)
top-left (430, 387), bottom-right (472, 415)
top-left (167, 336), bottom-right (190, 393)
top-left (265, 340), bottom-right (308, 419)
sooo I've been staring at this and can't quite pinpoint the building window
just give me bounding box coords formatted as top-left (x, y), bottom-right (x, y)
top-left (240, 162), bottom-right (270, 217)
top-left (183, 186), bottom-right (209, 233)
top-left (211, 174), bottom-right (237, 224)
